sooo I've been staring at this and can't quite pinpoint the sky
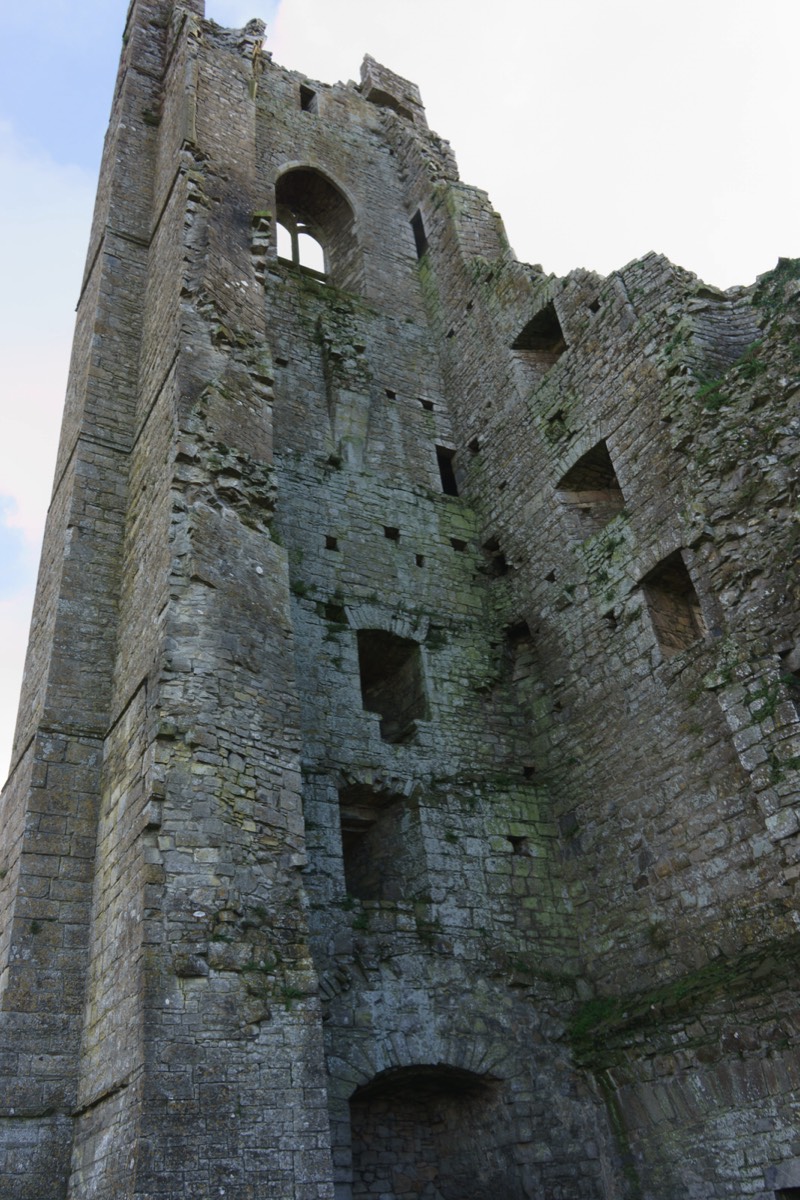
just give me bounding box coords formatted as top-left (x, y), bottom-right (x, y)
top-left (1, 0), bottom-right (799, 776)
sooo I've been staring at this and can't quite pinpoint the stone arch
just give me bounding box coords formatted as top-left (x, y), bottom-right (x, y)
top-left (274, 164), bottom-right (362, 291)
top-left (339, 1051), bottom-right (527, 1199)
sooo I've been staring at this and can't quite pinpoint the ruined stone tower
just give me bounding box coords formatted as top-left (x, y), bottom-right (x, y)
top-left (2, 2), bottom-right (799, 1197)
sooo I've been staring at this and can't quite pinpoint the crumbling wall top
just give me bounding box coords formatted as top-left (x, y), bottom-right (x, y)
top-left (360, 54), bottom-right (428, 127)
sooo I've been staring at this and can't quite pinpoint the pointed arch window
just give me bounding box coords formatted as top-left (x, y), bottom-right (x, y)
top-left (274, 167), bottom-right (362, 291)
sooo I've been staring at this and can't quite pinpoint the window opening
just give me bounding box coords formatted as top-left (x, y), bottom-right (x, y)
top-left (512, 301), bottom-right (567, 370)
top-left (556, 440), bottom-right (625, 537)
top-left (276, 221), bottom-right (293, 261)
top-left (411, 209), bottom-right (428, 258)
top-left (415, 554), bottom-right (425, 568)
top-left (299, 84), bottom-right (317, 112)
top-left (385, 388), bottom-right (397, 399)
top-left (297, 229), bottom-right (325, 273)
top-left (504, 620), bottom-right (534, 685)
top-left (468, 438), bottom-right (480, 454)
top-left (641, 551), bottom-right (706, 658)
top-left (450, 538), bottom-right (467, 552)
top-left (339, 784), bottom-right (421, 901)
top-left (436, 445), bottom-right (459, 496)
top-left (325, 535), bottom-right (339, 551)
top-left (356, 630), bottom-right (427, 743)
top-left (588, 297), bottom-right (601, 313)
top-left (276, 216), bottom-right (326, 276)
top-left (275, 167), bottom-right (360, 290)
top-left (383, 525), bottom-right (400, 541)
top-left (482, 537), bottom-right (508, 577)
top-left (420, 397), bottom-right (435, 411)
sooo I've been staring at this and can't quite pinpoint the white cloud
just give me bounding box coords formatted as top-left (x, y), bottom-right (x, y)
top-left (267, 0), bottom-right (800, 286)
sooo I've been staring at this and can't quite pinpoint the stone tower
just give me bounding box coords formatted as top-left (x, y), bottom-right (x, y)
top-left (1, 2), bottom-right (799, 1197)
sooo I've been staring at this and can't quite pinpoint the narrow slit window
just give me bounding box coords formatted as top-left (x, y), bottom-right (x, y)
top-left (356, 629), bottom-right (427, 743)
top-left (436, 446), bottom-right (459, 496)
top-left (411, 210), bottom-right (428, 258)
top-left (641, 552), bottom-right (707, 658)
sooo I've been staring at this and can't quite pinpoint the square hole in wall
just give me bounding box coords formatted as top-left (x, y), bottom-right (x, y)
top-left (419, 397), bottom-right (435, 411)
top-left (325, 535), bottom-right (339, 551)
top-left (384, 526), bottom-right (400, 541)
top-left (339, 785), bottom-right (424, 901)
top-left (357, 630), bottom-right (428, 742)
top-left (450, 538), bottom-right (467, 552)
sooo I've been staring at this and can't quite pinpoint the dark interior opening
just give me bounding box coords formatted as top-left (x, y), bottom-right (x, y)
top-left (356, 629), bottom-right (427, 742)
top-left (512, 301), bottom-right (567, 368)
top-left (349, 1065), bottom-right (516, 1200)
top-left (556, 440), bottom-right (625, 536)
top-left (339, 784), bottom-right (420, 901)
top-left (299, 84), bottom-right (317, 112)
top-left (482, 537), bottom-right (508, 576)
top-left (641, 551), bottom-right (706, 658)
top-left (411, 210), bottom-right (428, 258)
top-left (436, 445), bottom-right (459, 495)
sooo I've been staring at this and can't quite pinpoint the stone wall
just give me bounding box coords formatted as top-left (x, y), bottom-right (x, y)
top-left (0, 2), bottom-right (798, 1198)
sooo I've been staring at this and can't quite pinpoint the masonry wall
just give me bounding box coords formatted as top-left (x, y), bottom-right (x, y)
top-left (1, 3), bottom-right (798, 1199)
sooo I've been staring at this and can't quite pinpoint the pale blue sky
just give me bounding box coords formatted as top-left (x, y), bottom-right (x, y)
top-left (1, 0), bottom-right (799, 774)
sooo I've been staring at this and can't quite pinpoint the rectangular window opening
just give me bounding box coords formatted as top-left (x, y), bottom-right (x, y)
top-left (436, 446), bottom-right (459, 496)
top-left (357, 629), bottom-right (427, 743)
top-left (419, 398), bottom-right (435, 412)
top-left (411, 209), bottom-right (428, 258)
top-left (450, 538), bottom-right (467, 552)
top-left (300, 84), bottom-right (317, 112)
top-left (325, 535), bottom-right (339, 551)
top-left (383, 526), bottom-right (400, 542)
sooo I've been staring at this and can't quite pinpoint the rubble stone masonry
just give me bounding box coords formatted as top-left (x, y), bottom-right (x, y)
top-left (1, 3), bottom-right (798, 1198)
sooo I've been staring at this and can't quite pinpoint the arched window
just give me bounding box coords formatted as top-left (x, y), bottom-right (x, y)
top-left (274, 167), bottom-right (361, 291)
top-left (276, 213), bottom-right (326, 275)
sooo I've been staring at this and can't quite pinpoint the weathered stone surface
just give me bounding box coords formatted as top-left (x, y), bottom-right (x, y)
top-left (0, 2), bottom-right (798, 1198)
